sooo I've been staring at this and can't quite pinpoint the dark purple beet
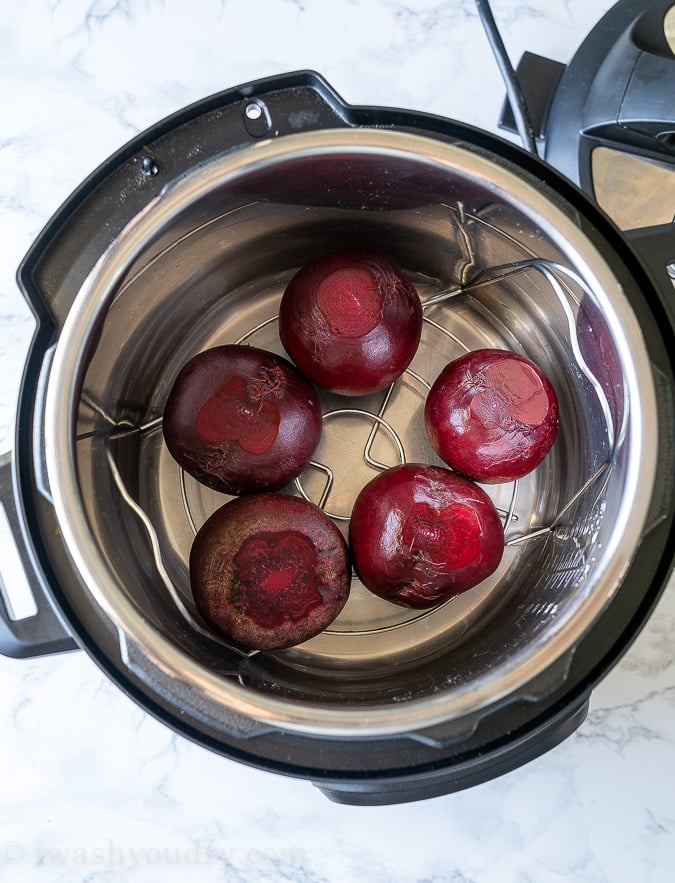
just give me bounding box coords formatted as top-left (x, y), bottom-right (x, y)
top-left (576, 295), bottom-right (624, 433)
top-left (349, 463), bottom-right (504, 609)
top-left (162, 345), bottom-right (322, 495)
top-left (425, 349), bottom-right (559, 484)
top-left (190, 493), bottom-right (350, 650)
top-left (278, 249), bottom-right (423, 396)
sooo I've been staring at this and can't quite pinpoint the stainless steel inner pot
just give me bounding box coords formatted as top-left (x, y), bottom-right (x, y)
top-left (43, 127), bottom-right (658, 738)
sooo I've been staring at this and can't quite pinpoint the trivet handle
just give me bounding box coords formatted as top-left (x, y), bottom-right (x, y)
top-left (0, 451), bottom-right (78, 658)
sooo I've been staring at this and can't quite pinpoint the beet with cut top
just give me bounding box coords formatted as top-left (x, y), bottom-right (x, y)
top-left (278, 249), bottom-right (423, 396)
top-left (349, 463), bottom-right (504, 609)
top-left (162, 345), bottom-right (322, 496)
top-left (425, 349), bottom-right (559, 484)
top-left (190, 493), bottom-right (351, 650)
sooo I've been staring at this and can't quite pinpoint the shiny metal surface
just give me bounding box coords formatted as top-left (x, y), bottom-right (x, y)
top-left (591, 146), bottom-right (675, 230)
top-left (44, 128), bottom-right (657, 736)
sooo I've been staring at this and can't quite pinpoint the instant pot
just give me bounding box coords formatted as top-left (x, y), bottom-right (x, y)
top-left (1, 4), bottom-right (674, 805)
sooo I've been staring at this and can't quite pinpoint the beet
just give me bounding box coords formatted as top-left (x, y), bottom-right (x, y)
top-left (349, 463), bottom-right (504, 609)
top-left (425, 349), bottom-right (559, 484)
top-left (576, 296), bottom-right (624, 433)
top-left (278, 249), bottom-right (423, 396)
top-left (190, 493), bottom-right (351, 650)
top-left (163, 345), bottom-right (322, 495)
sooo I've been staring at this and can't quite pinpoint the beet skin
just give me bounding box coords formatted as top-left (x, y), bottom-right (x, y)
top-left (278, 249), bottom-right (423, 396)
top-left (163, 344), bottom-right (322, 495)
top-left (190, 493), bottom-right (351, 650)
top-left (425, 349), bottom-right (559, 483)
top-left (349, 463), bottom-right (504, 609)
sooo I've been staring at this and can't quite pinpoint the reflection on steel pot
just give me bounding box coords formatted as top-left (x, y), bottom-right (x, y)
top-left (1, 71), bottom-right (673, 805)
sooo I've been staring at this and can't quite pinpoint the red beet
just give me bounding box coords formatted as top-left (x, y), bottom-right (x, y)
top-left (278, 249), bottom-right (423, 396)
top-left (425, 349), bottom-right (559, 484)
top-left (190, 493), bottom-right (351, 650)
top-left (349, 463), bottom-right (504, 609)
top-left (163, 345), bottom-right (322, 495)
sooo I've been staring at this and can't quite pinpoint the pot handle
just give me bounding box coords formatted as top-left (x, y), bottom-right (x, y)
top-left (624, 224), bottom-right (675, 331)
top-left (0, 451), bottom-right (78, 658)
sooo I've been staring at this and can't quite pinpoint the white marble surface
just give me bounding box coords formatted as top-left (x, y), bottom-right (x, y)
top-left (2, 0), bottom-right (675, 880)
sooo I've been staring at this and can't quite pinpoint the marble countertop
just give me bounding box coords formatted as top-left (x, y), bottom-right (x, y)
top-left (2, 1), bottom-right (674, 880)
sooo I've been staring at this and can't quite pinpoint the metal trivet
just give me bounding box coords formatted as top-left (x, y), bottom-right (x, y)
top-left (84, 253), bottom-right (622, 658)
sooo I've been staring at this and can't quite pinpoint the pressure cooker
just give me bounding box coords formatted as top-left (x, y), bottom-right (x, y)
top-left (1, 67), bottom-right (673, 805)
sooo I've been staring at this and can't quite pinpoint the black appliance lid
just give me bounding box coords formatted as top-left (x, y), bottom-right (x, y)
top-left (500, 0), bottom-right (675, 234)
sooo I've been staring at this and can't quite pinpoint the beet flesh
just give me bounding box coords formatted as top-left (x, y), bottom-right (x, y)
top-left (163, 345), bottom-right (322, 495)
top-left (190, 493), bottom-right (351, 650)
top-left (425, 349), bottom-right (559, 484)
top-left (278, 249), bottom-right (423, 396)
top-left (349, 463), bottom-right (504, 609)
